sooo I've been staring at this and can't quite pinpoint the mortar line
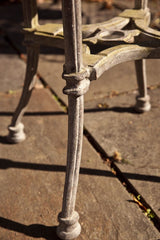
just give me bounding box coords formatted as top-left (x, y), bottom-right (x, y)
top-left (4, 30), bottom-right (160, 232)
top-left (84, 128), bottom-right (160, 231)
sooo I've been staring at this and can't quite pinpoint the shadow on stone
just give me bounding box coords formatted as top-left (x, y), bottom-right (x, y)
top-left (0, 216), bottom-right (60, 239)
top-left (0, 158), bottom-right (160, 183)
top-left (84, 106), bottom-right (140, 114)
top-left (0, 106), bottom-right (139, 118)
top-left (0, 111), bottom-right (67, 116)
top-left (0, 136), bottom-right (13, 144)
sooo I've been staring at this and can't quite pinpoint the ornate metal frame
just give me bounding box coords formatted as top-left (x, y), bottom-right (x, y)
top-left (7, 0), bottom-right (160, 239)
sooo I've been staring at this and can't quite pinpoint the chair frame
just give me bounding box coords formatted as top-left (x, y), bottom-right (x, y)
top-left (7, 0), bottom-right (160, 239)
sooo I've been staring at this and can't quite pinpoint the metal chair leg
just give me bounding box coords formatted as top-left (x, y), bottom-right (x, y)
top-left (7, 45), bottom-right (39, 143)
top-left (57, 95), bottom-right (84, 240)
top-left (134, 59), bottom-right (151, 113)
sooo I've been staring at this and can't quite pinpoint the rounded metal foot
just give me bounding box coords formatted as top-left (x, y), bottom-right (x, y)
top-left (7, 122), bottom-right (26, 143)
top-left (57, 211), bottom-right (81, 240)
top-left (135, 95), bottom-right (151, 113)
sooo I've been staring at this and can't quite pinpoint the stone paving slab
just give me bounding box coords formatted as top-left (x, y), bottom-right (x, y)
top-left (84, 88), bottom-right (160, 218)
top-left (0, 35), bottom-right (26, 92)
top-left (0, 89), bottom-right (159, 239)
top-left (82, 1), bottom-right (120, 24)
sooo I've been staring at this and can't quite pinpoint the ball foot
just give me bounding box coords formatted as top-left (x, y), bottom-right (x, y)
top-left (135, 95), bottom-right (151, 113)
top-left (57, 211), bottom-right (81, 240)
top-left (7, 123), bottom-right (26, 143)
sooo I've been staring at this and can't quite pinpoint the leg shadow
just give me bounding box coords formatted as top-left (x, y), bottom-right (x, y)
top-left (0, 216), bottom-right (60, 239)
top-left (0, 136), bottom-right (14, 144)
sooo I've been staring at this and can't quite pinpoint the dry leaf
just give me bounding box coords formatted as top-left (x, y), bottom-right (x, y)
top-left (113, 151), bottom-right (122, 162)
top-left (97, 103), bottom-right (109, 108)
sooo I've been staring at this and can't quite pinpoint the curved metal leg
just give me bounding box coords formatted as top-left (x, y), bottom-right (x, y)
top-left (7, 45), bottom-right (39, 143)
top-left (57, 95), bottom-right (84, 240)
top-left (134, 59), bottom-right (151, 113)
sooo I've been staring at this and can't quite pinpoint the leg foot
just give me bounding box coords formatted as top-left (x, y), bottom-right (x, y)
top-left (135, 94), bottom-right (151, 113)
top-left (57, 211), bottom-right (81, 240)
top-left (134, 59), bottom-right (151, 113)
top-left (7, 45), bottom-right (39, 142)
top-left (7, 123), bottom-right (26, 143)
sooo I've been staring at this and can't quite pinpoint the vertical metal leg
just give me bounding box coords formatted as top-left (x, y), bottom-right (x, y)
top-left (134, 0), bottom-right (148, 9)
top-left (134, 59), bottom-right (151, 113)
top-left (57, 95), bottom-right (84, 240)
top-left (7, 45), bottom-right (39, 143)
